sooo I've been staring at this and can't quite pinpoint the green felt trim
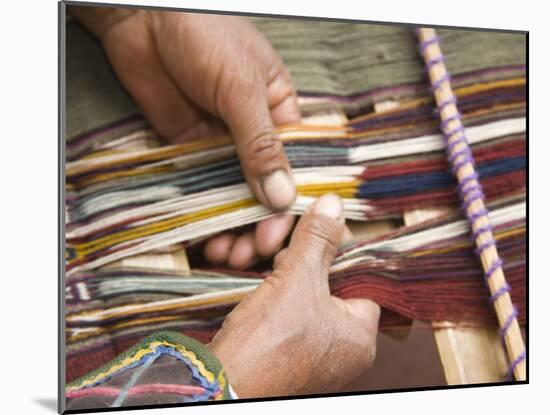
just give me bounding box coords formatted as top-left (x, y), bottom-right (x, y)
top-left (67, 331), bottom-right (232, 399)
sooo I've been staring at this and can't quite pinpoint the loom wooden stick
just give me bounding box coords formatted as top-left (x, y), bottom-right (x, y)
top-left (417, 28), bottom-right (526, 380)
top-left (404, 208), bottom-right (509, 383)
top-left (373, 101), bottom-right (509, 383)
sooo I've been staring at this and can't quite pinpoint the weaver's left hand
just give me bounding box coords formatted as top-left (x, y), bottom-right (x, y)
top-left (70, 7), bottom-right (301, 269)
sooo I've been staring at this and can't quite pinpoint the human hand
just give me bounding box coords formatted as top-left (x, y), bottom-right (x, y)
top-left (70, 7), bottom-right (300, 269)
top-left (209, 194), bottom-right (381, 398)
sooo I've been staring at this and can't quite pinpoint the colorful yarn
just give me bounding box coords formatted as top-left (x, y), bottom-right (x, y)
top-left (416, 28), bottom-right (526, 380)
top-left (66, 384), bottom-right (208, 399)
top-left (66, 203), bottom-right (525, 382)
top-left (66, 332), bottom-right (231, 410)
top-left (65, 18), bottom-right (526, 388)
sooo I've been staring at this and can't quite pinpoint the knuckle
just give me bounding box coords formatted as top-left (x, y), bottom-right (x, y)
top-left (219, 308), bottom-right (238, 330)
top-left (217, 65), bottom-right (261, 108)
top-left (248, 131), bottom-right (283, 161)
top-left (300, 217), bottom-right (339, 253)
top-left (359, 331), bottom-right (377, 368)
top-left (273, 249), bottom-right (287, 267)
top-left (281, 66), bottom-right (296, 90)
top-left (262, 274), bottom-right (286, 292)
top-left (365, 339), bottom-right (377, 367)
top-left (215, 75), bottom-right (237, 117)
top-left (216, 68), bottom-right (257, 114)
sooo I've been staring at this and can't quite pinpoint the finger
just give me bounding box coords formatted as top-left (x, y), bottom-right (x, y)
top-left (270, 94), bottom-right (301, 127)
top-left (267, 65), bottom-right (301, 126)
top-left (173, 117), bottom-right (227, 144)
top-left (204, 233), bottom-right (237, 264)
top-left (274, 193), bottom-right (345, 285)
top-left (102, 21), bottom-right (210, 141)
top-left (273, 226), bottom-right (351, 276)
top-left (228, 231), bottom-right (257, 270)
top-left (254, 214), bottom-right (295, 257)
top-left (217, 71), bottom-right (296, 212)
top-left (342, 225), bottom-right (354, 244)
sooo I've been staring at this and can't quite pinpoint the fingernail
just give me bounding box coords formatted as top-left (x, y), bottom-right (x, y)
top-left (262, 169), bottom-right (296, 211)
top-left (313, 193), bottom-right (343, 219)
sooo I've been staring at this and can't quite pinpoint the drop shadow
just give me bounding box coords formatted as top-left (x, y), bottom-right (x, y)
top-left (34, 398), bottom-right (58, 413)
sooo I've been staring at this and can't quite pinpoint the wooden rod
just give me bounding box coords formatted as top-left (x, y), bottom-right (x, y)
top-left (417, 28), bottom-right (526, 381)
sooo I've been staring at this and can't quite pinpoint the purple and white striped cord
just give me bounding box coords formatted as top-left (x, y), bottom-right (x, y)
top-left (416, 29), bottom-right (525, 381)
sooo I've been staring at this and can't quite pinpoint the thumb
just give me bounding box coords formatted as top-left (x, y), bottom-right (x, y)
top-left (274, 194), bottom-right (345, 285)
top-left (217, 72), bottom-right (296, 212)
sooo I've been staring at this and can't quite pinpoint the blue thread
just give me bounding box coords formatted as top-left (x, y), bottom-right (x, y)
top-left (357, 157), bottom-right (525, 199)
top-left (418, 35), bottom-right (441, 53)
top-left (443, 124), bottom-right (465, 140)
top-left (467, 207), bottom-right (489, 223)
top-left (154, 345), bottom-right (219, 393)
top-left (456, 178), bottom-right (482, 196)
top-left (451, 153), bottom-right (475, 175)
top-left (475, 238), bottom-right (496, 256)
top-left (440, 113), bottom-right (461, 130)
top-left (182, 388), bottom-right (218, 403)
top-left (77, 350), bottom-right (162, 390)
top-left (489, 282), bottom-right (511, 304)
top-left (425, 55), bottom-right (446, 72)
top-left (437, 97), bottom-right (457, 114)
top-left (459, 182), bottom-right (482, 199)
top-left (461, 186), bottom-right (487, 209)
top-left (431, 73), bottom-right (451, 91)
top-left (75, 344), bottom-right (217, 394)
top-left (472, 223), bottom-right (493, 241)
top-left (446, 134), bottom-right (468, 153)
top-left (505, 351), bottom-right (526, 381)
top-left (448, 147), bottom-right (472, 165)
top-left (500, 306), bottom-right (519, 342)
top-left (417, 29), bottom-right (525, 382)
top-left (457, 172), bottom-right (479, 192)
top-left (484, 258), bottom-right (503, 280)
top-left (461, 188), bottom-right (484, 209)
top-left (111, 350), bottom-right (160, 407)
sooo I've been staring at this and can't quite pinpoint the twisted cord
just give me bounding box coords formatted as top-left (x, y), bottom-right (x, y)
top-left (416, 28), bottom-right (526, 381)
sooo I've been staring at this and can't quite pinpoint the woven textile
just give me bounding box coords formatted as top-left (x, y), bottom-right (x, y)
top-left (66, 331), bottom-right (233, 410)
top-left (64, 17), bottom-right (526, 387)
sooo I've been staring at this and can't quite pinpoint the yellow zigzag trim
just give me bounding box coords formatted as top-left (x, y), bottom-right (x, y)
top-left (66, 340), bottom-right (215, 392)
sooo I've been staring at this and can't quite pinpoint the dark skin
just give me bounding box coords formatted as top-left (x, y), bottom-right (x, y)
top-left (71, 7), bottom-right (298, 269)
top-left (71, 7), bottom-right (381, 398)
top-left (210, 194), bottom-right (380, 397)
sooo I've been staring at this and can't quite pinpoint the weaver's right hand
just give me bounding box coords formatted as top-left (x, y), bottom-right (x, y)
top-left (209, 194), bottom-right (381, 398)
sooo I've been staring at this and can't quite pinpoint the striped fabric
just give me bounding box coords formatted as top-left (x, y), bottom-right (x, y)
top-left (64, 16), bottom-right (526, 392)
